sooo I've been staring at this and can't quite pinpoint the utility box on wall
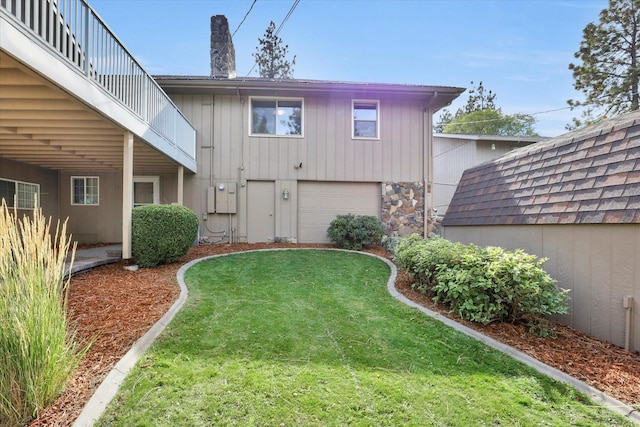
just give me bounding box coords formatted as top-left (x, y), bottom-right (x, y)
top-left (208, 182), bottom-right (237, 214)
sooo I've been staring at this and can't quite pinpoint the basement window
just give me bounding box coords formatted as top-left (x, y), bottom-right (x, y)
top-left (353, 100), bottom-right (379, 139)
top-left (71, 177), bottom-right (99, 206)
top-left (0, 178), bottom-right (39, 209)
top-left (250, 97), bottom-right (303, 136)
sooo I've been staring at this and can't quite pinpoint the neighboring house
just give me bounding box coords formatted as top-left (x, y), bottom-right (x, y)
top-left (154, 16), bottom-right (464, 243)
top-left (442, 111), bottom-right (640, 353)
top-left (0, 4), bottom-right (464, 250)
top-left (0, 1), bottom-right (196, 259)
top-left (433, 133), bottom-right (544, 215)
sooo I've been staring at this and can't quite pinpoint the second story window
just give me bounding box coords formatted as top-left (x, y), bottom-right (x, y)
top-left (353, 100), bottom-right (380, 139)
top-left (250, 98), bottom-right (303, 136)
top-left (71, 176), bottom-right (99, 206)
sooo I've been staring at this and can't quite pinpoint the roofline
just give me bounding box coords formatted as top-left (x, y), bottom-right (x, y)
top-left (434, 133), bottom-right (547, 143)
top-left (154, 76), bottom-right (465, 110)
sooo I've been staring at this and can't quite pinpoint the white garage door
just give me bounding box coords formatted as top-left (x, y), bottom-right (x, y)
top-left (298, 182), bottom-right (381, 243)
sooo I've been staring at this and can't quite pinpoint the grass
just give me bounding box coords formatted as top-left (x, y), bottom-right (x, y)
top-left (0, 199), bottom-right (84, 427)
top-left (96, 250), bottom-right (633, 426)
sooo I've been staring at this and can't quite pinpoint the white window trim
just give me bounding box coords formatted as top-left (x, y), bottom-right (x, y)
top-left (249, 96), bottom-right (304, 138)
top-left (352, 99), bottom-right (380, 140)
top-left (133, 176), bottom-right (160, 207)
top-left (71, 176), bottom-right (99, 206)
top-left (0, 178), bottom-right (40, 210)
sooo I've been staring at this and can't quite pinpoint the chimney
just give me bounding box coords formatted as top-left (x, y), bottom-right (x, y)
top-left (210, 15), bottom-right (236, 78)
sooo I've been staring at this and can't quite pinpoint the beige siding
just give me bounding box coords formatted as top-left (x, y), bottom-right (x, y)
top-left (167, 92), bottom-right (428, 243)
top-left (443, 224), bottom-right (640, 353)
top-left (298, 181), bottom-right (380, 243)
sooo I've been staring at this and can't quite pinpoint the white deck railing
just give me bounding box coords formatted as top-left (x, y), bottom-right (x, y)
top-left (0, 0), bottom-right (196, 161)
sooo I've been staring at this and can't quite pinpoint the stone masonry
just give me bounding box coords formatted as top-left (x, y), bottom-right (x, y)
top-left (382, 182), bottom-right (426, 237)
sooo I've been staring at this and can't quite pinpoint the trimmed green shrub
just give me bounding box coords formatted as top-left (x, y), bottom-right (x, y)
top-left (132, 204), bottom-right (199, 268)
top-left (327, 214), bottom-right (385, 250)
top-left (393, 235), bottom-right (569, 328)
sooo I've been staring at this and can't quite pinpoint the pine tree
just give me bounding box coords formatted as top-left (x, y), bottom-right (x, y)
top-left (253, 21), bottom-right (296, 79)
top-left (568, 0), bottom-right (640, 128)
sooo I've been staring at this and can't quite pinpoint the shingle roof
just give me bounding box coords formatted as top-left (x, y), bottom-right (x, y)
top-left (442, 111), bottom-right (640, 226)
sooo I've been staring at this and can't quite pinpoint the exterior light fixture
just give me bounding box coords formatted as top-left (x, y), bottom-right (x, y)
top-left (282, 188), bottom-right (289, 200)
top-left (491, 143), bottom-right (496, 151)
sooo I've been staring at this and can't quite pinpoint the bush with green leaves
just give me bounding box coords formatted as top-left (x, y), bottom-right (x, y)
top-left (132, 204), bottom-right (199, 268)
top-left (327, 214), bottom-right (385, 250)
top-left (394, 235), bottom-right (569, 328)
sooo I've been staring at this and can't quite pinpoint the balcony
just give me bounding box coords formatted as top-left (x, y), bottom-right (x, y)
top-left (0, 0), bottom-right (196, 174)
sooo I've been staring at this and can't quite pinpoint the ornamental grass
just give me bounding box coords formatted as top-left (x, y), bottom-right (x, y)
top-left (0, 198), bottom-right (85, 427)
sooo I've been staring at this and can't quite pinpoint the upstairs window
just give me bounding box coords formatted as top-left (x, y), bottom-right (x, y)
top-left (0, 178), bottom-right (39, 209)
top-left (250, 97), bottom-right (303, 136)
top-left (71, 176), bottom-right (99, 205)
top-left (353, 100), bottom-right (380, 139)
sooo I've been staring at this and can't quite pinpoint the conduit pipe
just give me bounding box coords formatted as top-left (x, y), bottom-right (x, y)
top-left (623, 295), bottom-right (633, 351)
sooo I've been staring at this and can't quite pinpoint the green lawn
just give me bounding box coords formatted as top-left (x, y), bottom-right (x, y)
top-left (96, 250), bottom-right (633, 426)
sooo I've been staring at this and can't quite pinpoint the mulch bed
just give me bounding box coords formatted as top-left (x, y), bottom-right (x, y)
top-left (27, 243), bottom-right (640, 426)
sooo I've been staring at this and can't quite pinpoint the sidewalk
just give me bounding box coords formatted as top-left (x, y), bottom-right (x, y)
top-left (66, 244), bottom-right (123, 277)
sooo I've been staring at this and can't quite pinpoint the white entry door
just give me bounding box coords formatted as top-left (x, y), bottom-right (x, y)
top-left (247, 181), bottom-right (275, 243)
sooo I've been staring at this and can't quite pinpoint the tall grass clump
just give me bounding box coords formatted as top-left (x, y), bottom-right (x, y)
top-left (0, 199), bottom-right (85, 427)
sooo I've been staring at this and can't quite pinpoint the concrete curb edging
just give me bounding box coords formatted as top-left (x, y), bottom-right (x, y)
top-left (72, 249), bottom-right (639, 425)
top-left (71, 256), bottom-right (194, 427)
top-left (370, 253), bottom-right (640, 425)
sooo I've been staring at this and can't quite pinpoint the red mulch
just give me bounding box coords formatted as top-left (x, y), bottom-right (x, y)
top-left (26, 243), bottom-right (640, 426)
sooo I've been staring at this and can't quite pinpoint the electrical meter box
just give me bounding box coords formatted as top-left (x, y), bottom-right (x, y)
top-left (208, 182), bottom-right (237, 214)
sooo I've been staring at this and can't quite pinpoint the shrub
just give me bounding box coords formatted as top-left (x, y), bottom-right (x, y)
top-left (132, 204), bottom-right (199, 268)
top-left (327, 214), bottom-right (385, 250)
top-left (394, 235), bottom-right (466, 292)
top-left (0, 199), bottom-right (86, 426)
top-left (393, 235), bottom-right (569, 327)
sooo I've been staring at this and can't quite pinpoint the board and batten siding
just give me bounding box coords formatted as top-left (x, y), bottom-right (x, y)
top-left (443, 224), bottom-right (640, 353)
top-left (169, 92), bottom-right (430, 242)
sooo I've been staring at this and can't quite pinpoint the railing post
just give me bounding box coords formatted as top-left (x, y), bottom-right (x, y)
top-left (83, 1), bottom-right (90, 76)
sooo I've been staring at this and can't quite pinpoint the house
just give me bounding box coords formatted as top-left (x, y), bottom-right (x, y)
top-left (1, 4), bottom-right (464, 251)
top-left (433, 133), bottom-right (544, 215)
top-left (154, 15), bottom-right (464, 244)
top-left (0, 0), bottom-right (197, 259)
top-left (442, 111), bottom-right (640, 353)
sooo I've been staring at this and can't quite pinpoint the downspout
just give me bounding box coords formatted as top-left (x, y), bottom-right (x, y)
top-left (624, 295), bottom-right (634, 351)
top-left (423, 92), bottom-right (438, 238)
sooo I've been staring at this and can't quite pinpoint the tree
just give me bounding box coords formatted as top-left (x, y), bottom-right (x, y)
top-left (435, 81), bottom-right (538, 136)
top-left (443, 109), bottom-right (538, 136)
top-left (253, 21), bottom-right (296, 79)
top-left (568, 0), bottom-right (640, 128)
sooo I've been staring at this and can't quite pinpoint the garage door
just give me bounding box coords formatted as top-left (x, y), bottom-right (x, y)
top-left (298, 182), bottom-right (381, 243)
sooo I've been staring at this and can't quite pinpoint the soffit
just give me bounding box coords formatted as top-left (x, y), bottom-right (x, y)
top-left (0, 52), bottom-right (181, 175)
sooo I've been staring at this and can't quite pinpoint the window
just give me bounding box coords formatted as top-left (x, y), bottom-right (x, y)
top-left (250, 97), bottom-right (303, 136)
top-left (0, 178), bottom-right (39, 209)
top-left (71, 176), bottom-right (99, 205)
top-left (133, 176), bottom-right (159, 207)
top-left (353, 100), bottom-right (380, 139)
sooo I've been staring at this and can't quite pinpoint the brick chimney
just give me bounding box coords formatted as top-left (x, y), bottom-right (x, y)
top-left (210, 15), bottom-right (236, 78)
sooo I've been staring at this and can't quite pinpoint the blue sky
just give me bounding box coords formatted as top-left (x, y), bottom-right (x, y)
top-left (90, 0), bottom-right (607, 137)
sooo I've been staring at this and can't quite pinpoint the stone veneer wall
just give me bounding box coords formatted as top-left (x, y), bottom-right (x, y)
top-left (382, 182), bottom-right (427, 236)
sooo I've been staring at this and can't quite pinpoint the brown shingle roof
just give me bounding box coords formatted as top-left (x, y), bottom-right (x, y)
top-left (442, 111), bottom-right (640, 226)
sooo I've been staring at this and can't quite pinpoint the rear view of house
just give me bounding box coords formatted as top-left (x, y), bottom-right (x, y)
top-left (443, 111), bottom-right (640, 353)
top-left (156, 15), bottom-right (464, 244)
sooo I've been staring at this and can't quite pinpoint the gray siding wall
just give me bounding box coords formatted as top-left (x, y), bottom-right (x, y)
top-left (433, 137), bottom-right (519, 215)
top-left (443, 224), bottom-right (640, 353)
top-left (170, 93), bottom-right (428, 242)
